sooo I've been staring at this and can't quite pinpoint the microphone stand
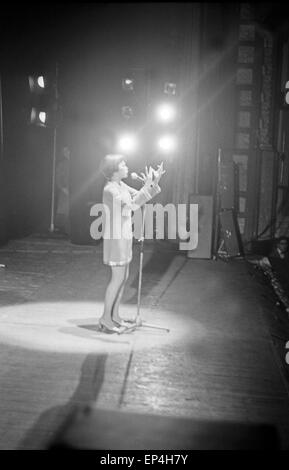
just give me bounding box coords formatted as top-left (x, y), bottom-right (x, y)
top-left (0, 76), bottom-right (6, 268)
top-left (122, 182), bottom-right (170, 334)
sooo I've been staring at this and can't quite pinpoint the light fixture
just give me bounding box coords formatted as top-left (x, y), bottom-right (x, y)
top-left (122, 78), bottom-right (134, 92)
top-left (37, 76), bottom-right (45, 88)
top-left (121, 106), bottom-right (134, 120)
top-left (117, 133), bottom-right (138, 154)
top-left (156, 103), bottom-right (176, 123)
top-left (164, 82), bottom-right (176, 95)
top-left (30, 108), bottom-right (47, 127)
top-left (28, 75), bottom-right (46, 92)
top-left (39, 111), bottom-right (47, 124)
top-left (157, 134), bottom-right (177, 153)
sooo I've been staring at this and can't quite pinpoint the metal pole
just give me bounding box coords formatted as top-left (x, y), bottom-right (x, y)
top-left (123, 204), bottom-right (170, 334)
top-left (136, 204), bottom-right (146, 320)
top-left (195, 121), bottom-right (200, 194)
top-left (49, 63), bottom-right (59, 233)
top-left (213, 148), bottom-right (222, 258)
top-left (0, 74), bottom-right (7, 265)
top-left (0, 74), bottom-right (4, 161)
top-left (49, 126), bottom-right (57, 232)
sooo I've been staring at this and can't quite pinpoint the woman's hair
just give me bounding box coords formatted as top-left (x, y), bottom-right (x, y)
top-left (99, 154), bottom-right (126, 180)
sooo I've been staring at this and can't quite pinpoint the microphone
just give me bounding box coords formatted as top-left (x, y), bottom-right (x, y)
top-left (131, 172), bottom-right (144, 184)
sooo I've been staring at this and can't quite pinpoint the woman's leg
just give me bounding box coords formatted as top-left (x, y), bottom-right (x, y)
top-left (112, 265), bottom-right (129, 323)
top-left (100, 265), bottom-right (127, 328)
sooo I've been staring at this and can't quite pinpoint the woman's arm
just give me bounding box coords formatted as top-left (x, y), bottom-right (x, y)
top-left (122, 163), bottom-right (164, 213)
top-left (121, 182), bottom-right (138, 198)
top-left (122, 182), bottom-right (161, 214)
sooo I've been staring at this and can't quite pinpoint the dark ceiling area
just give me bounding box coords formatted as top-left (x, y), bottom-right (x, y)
top-left (254, 2), bottom-right (289, 35)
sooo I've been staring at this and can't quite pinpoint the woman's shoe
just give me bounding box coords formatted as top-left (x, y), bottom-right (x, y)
top-left (113, 316), bottom-right (137, 325)
top-left (112, 320), bottom-right (126, 328)
top-left (98, 319), bottom-right (121, 334)
top-left (113, 318), bottom-right (137, 328)
top-left (112, 319), bottom-right (138, 335)
top-left (124, 318), bottom-right (138, 324)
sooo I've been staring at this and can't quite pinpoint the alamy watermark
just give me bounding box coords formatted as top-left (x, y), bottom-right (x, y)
top-left (90, 201), bottom-right (198, 251)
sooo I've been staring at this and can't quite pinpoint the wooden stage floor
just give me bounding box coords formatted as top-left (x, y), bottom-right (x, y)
top-left (0, 235), bottom-right (289, 449)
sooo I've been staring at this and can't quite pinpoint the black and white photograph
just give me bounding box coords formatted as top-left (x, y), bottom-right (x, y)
top-left (0, 1), bottom-right (289, 453)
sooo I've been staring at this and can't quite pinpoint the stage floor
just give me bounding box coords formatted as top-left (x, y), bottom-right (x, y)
top-left (0, 235), bottom-right (289, 449)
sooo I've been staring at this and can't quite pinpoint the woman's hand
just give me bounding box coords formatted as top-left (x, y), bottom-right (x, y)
top-left (152, 162), bottom-right (165, 185)
top-left (139, 162), bottom-right (165, 186)
top-left (140, 166), bottom-right (154, 186)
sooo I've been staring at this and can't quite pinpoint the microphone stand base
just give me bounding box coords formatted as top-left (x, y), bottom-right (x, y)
top-left (120, 317), bottom-right (170, 334)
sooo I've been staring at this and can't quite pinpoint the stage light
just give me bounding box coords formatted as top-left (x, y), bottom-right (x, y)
top-left (28, 72), bottom-right (59, 128)
top-left (157, 135), bottom-right (177, 153)
top-left (122, 78), bottom-right (134, 91)
top-left (156, 103), bottom-right (176, 123)
top-left (37, 76), bottom-right (45, 88)
top-left (29, 74), bottom-right (47, 126)
top-left (285, 80), bottom-right (289, 105)
top-left (39, 111), bottom-right (47, 124)
top-left (28, 75), bottom-right (46, 92)
top-left (117, 133), bottom-right (138, 153)
top-left (30, 107), bottom-right (47, 127)
top-left (121, 106), bottom-right (134, 120)
top-left (30, 108), bottom-right (37, 122)
top-left (164, 82), bottom-right (176, 95)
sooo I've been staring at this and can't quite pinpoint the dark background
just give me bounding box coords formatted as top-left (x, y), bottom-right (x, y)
top-left (1, 2), bottom-right (287, 245)
top-left (0, 3), bottom-right (190, 243)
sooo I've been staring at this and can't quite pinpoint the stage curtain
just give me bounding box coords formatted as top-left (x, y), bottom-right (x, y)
top-left (171, 3), bottom-right (202, 205)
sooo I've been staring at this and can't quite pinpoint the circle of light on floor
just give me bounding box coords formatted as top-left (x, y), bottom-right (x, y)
top-left (0, 302), bottom-right (207, 354)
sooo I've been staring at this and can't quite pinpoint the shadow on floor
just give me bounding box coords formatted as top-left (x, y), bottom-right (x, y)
top-left (19, 353), bottom-right (108, 450)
